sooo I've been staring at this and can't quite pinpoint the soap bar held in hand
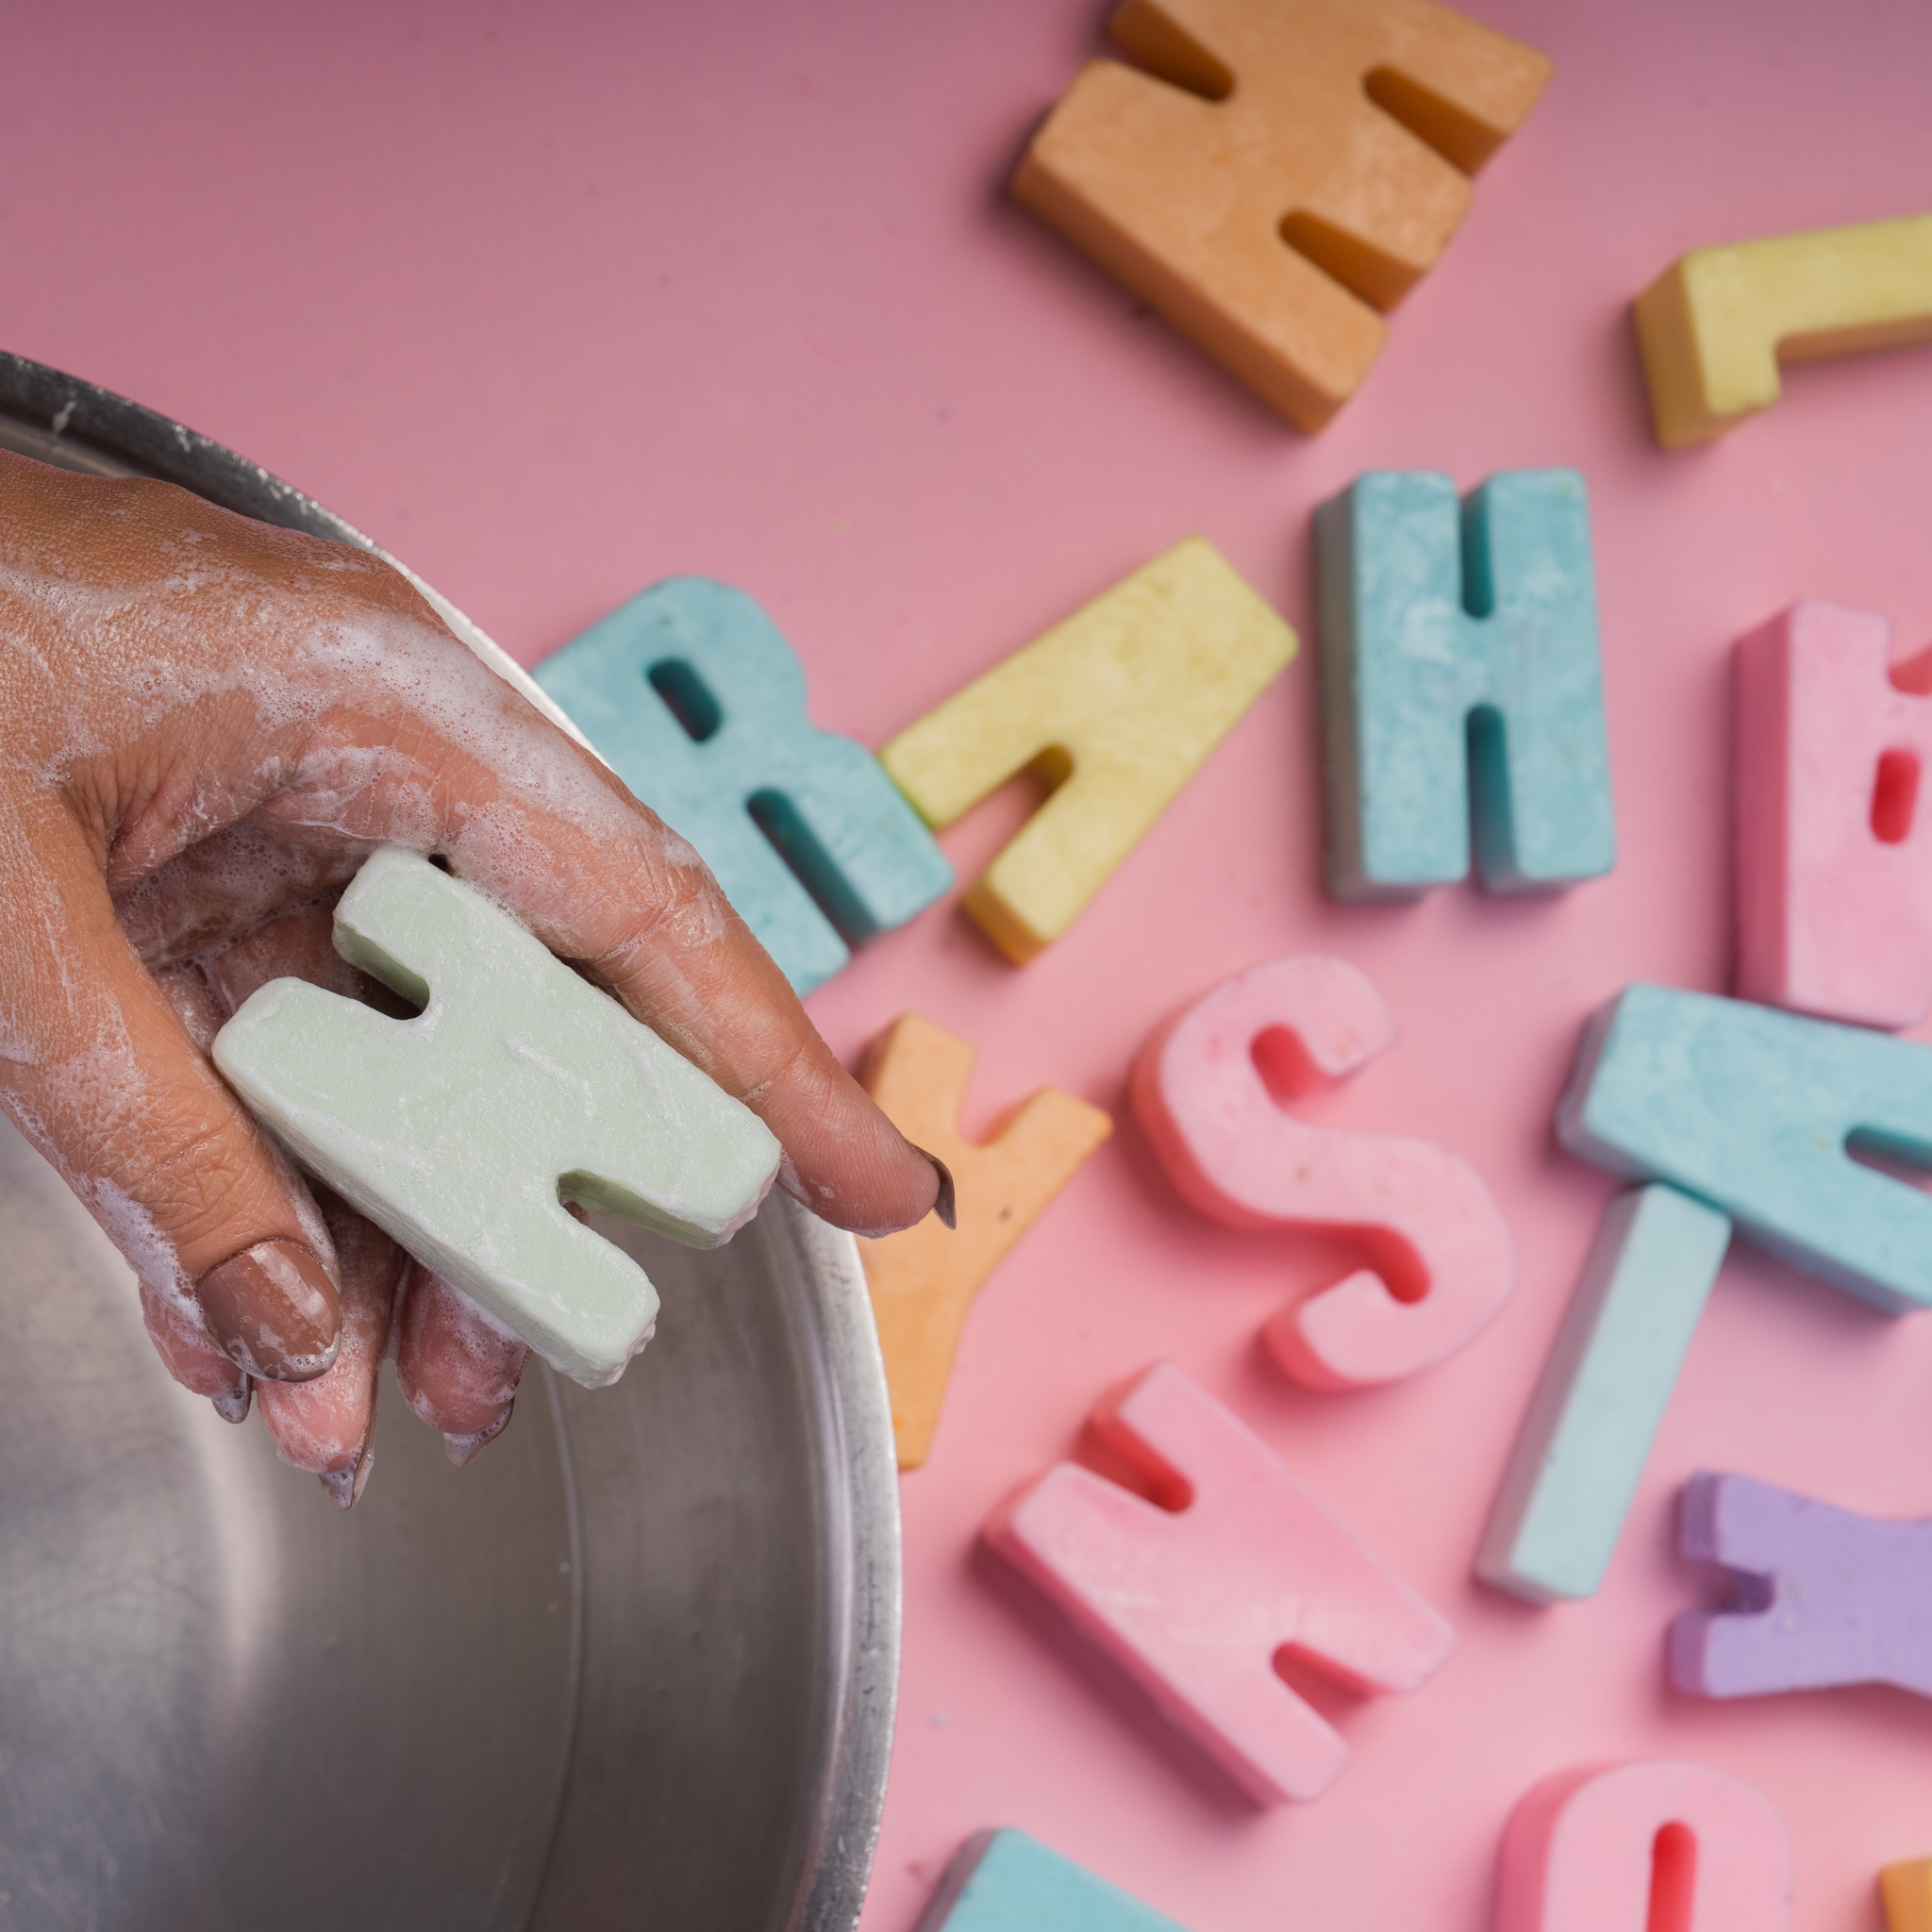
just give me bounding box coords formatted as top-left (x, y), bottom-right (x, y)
top-left (211, 846), bottom-right (782, 1388)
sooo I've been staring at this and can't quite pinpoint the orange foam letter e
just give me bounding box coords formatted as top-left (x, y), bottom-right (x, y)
top-left (1012, 0), bottom-right (1551, 430)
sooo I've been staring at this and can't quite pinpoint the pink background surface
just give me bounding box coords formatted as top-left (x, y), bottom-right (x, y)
top-left (9, 2), bottom-right (1932, 1925)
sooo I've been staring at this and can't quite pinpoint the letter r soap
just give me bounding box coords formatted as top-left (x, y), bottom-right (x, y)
top-left (212, 846), bottom-right (781, 1388)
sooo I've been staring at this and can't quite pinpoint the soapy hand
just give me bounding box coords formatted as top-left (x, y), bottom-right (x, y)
top-left (0, 449), bottom-right (943, 1498)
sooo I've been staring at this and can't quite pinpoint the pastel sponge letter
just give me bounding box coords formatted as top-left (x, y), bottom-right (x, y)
top-left (1883, 1860), bottom-right (1932, 1932)
top-left (1557, 983), bottom-right (1932, 1314)
top-left (1735, 600), bottom-right (1932, 1029)
top-left (915, 1830), bottom-right (1188, 1932)
top-left (880, 539), bottom-right (1295, 962)
top-left (857, 1014), bottom-right (1111, 1470)
top-left (1477, 1184), bottom-right (1730, 1604)
top-left (1672, 1471), bottom-right (1932, 1700)
top-left (1635, 213), bottom-right (1932, 447)
top-left (1495, 1760), bottom-right (1793, 1932)
top-left (983, 1361), bottom-right (1454, 1805)
top-left (1132, 952), bottom-right (1515, 1388)
top-left (212, 846), bottom-right (781, 1388)
top-left (535, 576), bottom-right (952, 996)
top-left (1318, 470), bottom-right (1614, 900)
top-left (1012, 0), bottom-right (1549, 430)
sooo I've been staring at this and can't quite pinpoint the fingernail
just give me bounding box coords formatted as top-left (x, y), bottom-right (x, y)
top-left (196, 1239), bottom-right (341, 1382)
top-left (210, 1375), bottom-right (253, 1424)
top-left (320, 1409), bottom-right (378, 1510)
top-left (911, 1146), bottom-right (956, 1230)
top-left (320, 1443), bottom-right (375, 1509)
top-left (443, 1403), bottom-right (513, 1467)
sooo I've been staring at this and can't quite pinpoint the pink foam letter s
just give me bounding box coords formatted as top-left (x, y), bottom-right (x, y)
top-left (982, 1361), bottom-right (1454, 1806)
top-left (1496, 1760), bottom-right (1792, 1932)
top-left (1131, 954), bottom-right (1516, 1388)
top-left (1736, 600), bottom-right (1932, 1029)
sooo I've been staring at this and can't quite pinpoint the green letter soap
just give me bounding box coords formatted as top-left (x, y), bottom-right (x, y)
top-left (211, 846), bottom-right (781, 1386)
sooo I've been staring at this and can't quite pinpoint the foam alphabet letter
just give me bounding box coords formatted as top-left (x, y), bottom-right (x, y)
top-left (1557, 983), bottom-right (1932, 1314)
top-left (982, 1361), bottom-right (1454, 1805)
top-left (212, 847), bottom-right (782, 1388)
top-left (1317, 470), bottom-right (1615, 900)
top-left (1883, 1859), bottom-right (1932, 1932)
top-left (914, 1830), bottom-right (1189, 1932)
top-left (1477, 1185), bottom-right (1731, 1604)
top-left (1494, 1760), bottom-right (1793, 1932)
top-left (1735, 600), bottom-right (1932, 1029)
top-left (1635, 213), bottom-right (1932, 448)
top-left (1132, 952), bottom-right (1515, 1388)
top-left (1012, 0), bottom-right (1550, 430)
top-left (857, 1014), bottom-right (1112, 1469)
top-left (1671, 1471), bottom-right (1932, 1700)
top-left (880, 540), bottom-right (1296, 963)
top-left (534, 576), bottom-right (953, 996)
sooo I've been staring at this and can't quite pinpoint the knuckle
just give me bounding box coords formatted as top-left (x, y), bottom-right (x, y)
top-left (117, 1121), bottom-right (260, 1255)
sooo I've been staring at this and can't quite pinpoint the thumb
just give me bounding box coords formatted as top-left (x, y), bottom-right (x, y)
top-left (0, 824), bottom-right (341, 1380)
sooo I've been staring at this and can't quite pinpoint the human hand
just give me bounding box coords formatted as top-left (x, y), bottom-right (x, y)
top-left (0, 448), bottom-right (943, 1498)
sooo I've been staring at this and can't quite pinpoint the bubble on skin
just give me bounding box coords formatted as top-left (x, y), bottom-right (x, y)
top-left (117, 823), bottom-right (367, 969)
top-left (154, 960), bottom-right (224, 1056)
top-left (442, 1411), bottom-right (511, 1468)
top-left (14, 510), bottom-right (767, 1051)
top-left (256, 1255), bottom-right (393, 1477)
top-left (211, 1379), bottom-right (253, 1424)
top-left (0, 930), bottom-right (347, 1373)
top-left (141, 1277), bottom-right (244, 1399)
top-left (318, 1446), bottom-right (375, 1507)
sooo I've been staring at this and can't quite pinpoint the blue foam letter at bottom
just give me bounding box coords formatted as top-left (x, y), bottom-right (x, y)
top-left (914, 1831), bottom-right (1189, 1932)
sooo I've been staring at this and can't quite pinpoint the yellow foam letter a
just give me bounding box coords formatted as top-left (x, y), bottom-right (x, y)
top-left (880, 539), bottom-right (1295, 963)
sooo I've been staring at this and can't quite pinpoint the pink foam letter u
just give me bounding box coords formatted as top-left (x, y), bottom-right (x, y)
top-left (1496, 1760), bottom-right (1793, 1932)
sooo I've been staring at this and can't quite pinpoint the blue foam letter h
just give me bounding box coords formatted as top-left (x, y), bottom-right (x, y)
top-left (1317, 469), bottom-right (1615, 901)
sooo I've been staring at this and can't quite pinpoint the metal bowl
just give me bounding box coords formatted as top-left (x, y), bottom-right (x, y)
top-left (0, 356), bottom-right (899, 1932)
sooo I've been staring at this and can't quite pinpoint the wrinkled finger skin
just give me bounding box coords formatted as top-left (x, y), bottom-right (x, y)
top-left (0, 450), bottom-right (940, 1486)
top-left (255, 1191), bottom-right (406, 1507)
